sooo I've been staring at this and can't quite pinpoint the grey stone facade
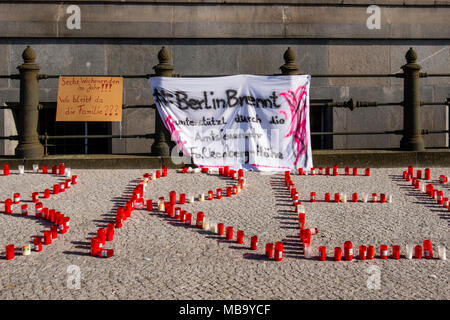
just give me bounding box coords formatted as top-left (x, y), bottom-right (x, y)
top-left (0, 1), bottom-right (449, 155)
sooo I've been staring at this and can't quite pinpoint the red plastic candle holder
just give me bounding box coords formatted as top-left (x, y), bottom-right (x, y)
top-left (146, 200), bottom-right (153, 211)
top-left (33, 237), bottom-right (42, 252)
top-left (367, 246), bottom-right (375, 260)
top-left (414, 245), bottom-right (422, 259)
top-left (359, 245), bottom-right (367, 260)
top-left (236, 230), bottom-right (244, 244)
top-left (392, 245), bottom-right (401, 260)
top-left (334, 247), bottom-right (342, 261)
top-left (423, 240), bottom-right (433, 259)
top-left (43, 231), bottom-right (52, 245)
top-left (424, 168), bottom-right (431, 180)
top-left (5, 199), bottom-right (13, 214)
top-left (344, 241), bottom-right (353, 261)
top-left (380, 245), bottom-right (388, 259)
top-left (365, 168), bottom-right (370, 176)
top-left (5, 244), bottom-right (14, 260)
top-left (196, 212), bottom-right (204, 228)
top-left (250, 236), bottom-right (258, 250)
top-left (225, 226), bottom-right (233, 240)
top-left (265, 243), bottom-right (273, 259)
top-left (352, 193), bottom-right (358, 203)
top-left (310, 192), bottom-right (316, 203)
top-left (179, 193), bottom-right (186, 205)
top-left (3, 164), bottom-right (10, 176)
top-left (274, 242), bottom-right (283, 262)
top-left (324, 193), bottom-right (330, 202)
top-left (318, 246), bottom-right (326, 261)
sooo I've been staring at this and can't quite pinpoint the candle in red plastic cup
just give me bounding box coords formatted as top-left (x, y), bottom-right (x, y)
top-left (33, 237), bottom-right (42, 252)
top-left (169, 191), bottom-right (176, 205)
top-left (366, 246), bottom-right (375, 260)
top-left (180, 210), bottom-right (186, 222)
top-left (407, 166), bottom-right (414, 176)
top-left (250, 236), bottom-right (258, 250)
top-left (146, 200), bottom-right (153, 211)
top-left (155, 170), bottom-right (161, 179)
top-left (365, 168), bottom-right (370, 176)
top-left (423, 240), bottom-right (433, 259)
top-left (3, 164), bottom-right (10, 176)
top-left (51, 165), bottom-right (56, 174)
top-left (35, 202), bottom-right (43, 218)
top-left (13, 193), bottom-right (20, 204)
top-left (265, 243), bottom-right (273, 259)
top-left (99, 249), bottom-right (114, 258)
top-left (344, 241), bottom-right (353, 261)
top-left (392, 245), bottom-right (401, 260)
top-left (359, 246), bottom-right (367, 260)
top-left (65, 179), bottom-right (71, 189)
top-left (236, 230), bottom-right (244, 244)
top-left (42, 165), bottom-right (48, 174)
top-left (310, 192), bottom-right (316, 203)
top-left (334, 193), bottom-right (340, 203)
top-left (344, 167), bottom-right (349, 176)
top-left (50, 226), bottom-right (58, 239)
top-left (324, 193), bottom-right (330, 202)
top-left (5, 244), bottom-right (14, 260)
top-left (179, 193), bottom-right (186, 205)
top-left (97, 228), bottom-right (106, 246)
top-left (416, 170), bottom-right (422, 179)
top-left (58, 163), bottom-right (65, 175)
top-left (59, 182), bottom-right (65, 192)
top-left (424, 168), bottom-right (431, 180)
top-left (185, 213), bottom-right (192, 225)
top-left (217, 223), bottom-right (224, 235)
top-left (196, 212), bottom-right (204, 228)
top-left (274, 242), bottom-right (283, 262)
top-left (106, 224), bottom-right (115, 241)
top-left (372, 193), bottom-right (378, 203)
top-left (225, 226), bottom-right (233, 240)
top-left (318, 246), bottom-right (327, 261)
top-left (21, 204), bottom-right (28, 216)
top-left (414, 245), bottom-right (422, 259)
top-left (52, 184), bottom-right (59, 195)
top-left (216, 189), bottom-right (222, 199)
top-left (91, 237), bottom-right (100, 256)
top-left (226, 187), bottom-right (232, 197)
top-left (71, 175), bottom-right (78, 185)
top-left (325, 167), bottom-right (330, 175)
top-left (32, 192), bottom-right (39, 203)
top-left (174, 207), bottom-right (181, 219)
top-left (380, 193), bottom-right (386, 203)
top-left (334, 247), bottom-right (342, 261)
top-left (380, 245), bottom-right (388, 259)
top-left (4, 198), bottom-right (13, 214)
top-left (43, 231), bottom-right (52, 245)
top-left (352, 193), bottom-right (358, 203)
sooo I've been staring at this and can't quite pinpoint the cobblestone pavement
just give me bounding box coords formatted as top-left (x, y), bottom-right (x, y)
top-left (0, 167), bottom-right (448, 300)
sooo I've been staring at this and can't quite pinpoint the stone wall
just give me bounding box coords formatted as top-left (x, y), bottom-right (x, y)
top-left (0, 1), bottom-right (449, 155)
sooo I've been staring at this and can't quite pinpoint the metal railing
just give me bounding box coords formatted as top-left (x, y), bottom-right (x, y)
top-left (0, 46), bottom-right (449, 158)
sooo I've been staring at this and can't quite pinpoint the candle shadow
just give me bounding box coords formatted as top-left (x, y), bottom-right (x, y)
top-left (63, 250), bottom-right (91, 257)
top-left (242, 252), bottom-right (267, 261)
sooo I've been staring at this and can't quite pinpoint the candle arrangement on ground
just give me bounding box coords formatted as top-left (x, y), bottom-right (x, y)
top-left (2, 163), bottom-right (76, 260)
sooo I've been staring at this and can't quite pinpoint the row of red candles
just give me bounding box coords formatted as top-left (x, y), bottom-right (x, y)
top-left (403, 166), bottom-right (450, 210)
top-left (285, 167), bottom-right (439, 261)
top-left (3, 163), bottom-right (75, 260)
top-left (299, 166), bottom-right (370, 176)
top-left (2, 163), bottom-right (68, 176)
top-left (308, 192), bottom-right (391, 203)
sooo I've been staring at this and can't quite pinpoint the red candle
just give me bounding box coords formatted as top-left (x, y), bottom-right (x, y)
top-left (367, 246), bottom-right (375, 260)
top-left (42, 165), bottom-right (48, 174)
top-left (106, 224), bottom-right (115, 241)
top-left (310, 192), bottom-right (316, 203)
top-left (169, 191), bottom-right (177, 205)
top-left (365, 168), bottom-right (370, 176)
top-left (91, 237), bottom-right (100, 256)
top-left (59, 182), bottom-right (65, 192)
top-left (274, 242), bottom-right (283, 262)
top-left (344, 241), bottom-right (353, 261)
top-left (352, 193), bottom-right (358, 203)
top-left (21, 204), bottom-right (28, 216)
top-left (392, 245), bottom-right (401, 260)
top-left (265, 243), bottom-right (274, 259)
top-left (180, 210), bottom-right (186, 222)
top-left (98, 249), bottom-right (114, 258)
top-left (58, 163), bottom-right (65, 175)
top-left (5, 244), bottom-right (14, 260)
top-left (334, 247), bottom-right (342, 261)
top-left (97, 228), bottom-right (106, 246)
top-left (13, 193), bottom-right (20, 204)
top-left (51, 165), bottom-right (57, 174)
top-left (33, 237), bottom-right (42, 252)
top-left (318, 246), bottom-right (327, 261)
top-left (424, 168), bottom-right (431, 180)
top-left (43, 231), bottom-right (52, 245)
top-left (359, 245), bottom-right (367, 260)
top-left (226, 187), bottom-right (232, 197)
top-left (380, 245), bottom-right (388, 259)
top-left (162, 165), bottom-right (168, 177)
top-left (208, 190), bottom-right (214, 200)
top-left (65, 179), bottom-right (71, 189)
top-left (217, 223), bottom-right (224, 235)
top-left (250, 236), bottom-right (258, 250)
top-left (5, 198), bottom-right (13, 214)
top-left (416, 170), bottom-right (422, 179)
top-left (216, 189), bottom-right (222, 199)
top-left (324, 193), bottom-right (330, 202)
top-left (423, 240), bottom-right (433, 259)
top-left (236, 230), bottom-right (244, 244)
top-left (50, 226), bottom-right (58, 239)
top-left (179, 193), bottom-right (186, 205)
top-left (219, 167), bottom-right (224, 176)
top-left (325, 167), bottom-right (330, 175)
top-left (407, 166), bottom-right (413, 176)
top-left (334, 193), bottom-right (340, 203)
top-left (196, 212), bottom-right (204, 228)
top-left (3, 164), bottom-right (10, 176)
top-left (298, 213), bottom-right (305, 230)
top-left (32, 192), bottom-right (39, 203)
top-left (414, 245), bottom-right (422, 259)
top-left (146, 200), bottom-right (153, 211)
top-left (53, 184), bottom-right (59, 195)
top-left (225, 226), bottom-right (233, 240)
top-left (185, 213), bottom-right (192, 225)
top-left (35, 202), bottom-right (43, 218)
top-left (71, 175), bottom-right (78, 185)
top-left (380, 193), bottom-right (386, 203)
top-left (345, 167), bottom-right (350, 175)
top-left (115, 215), bottom-right (123, 228)
top-left (372, 193), bottom-right (378, 203)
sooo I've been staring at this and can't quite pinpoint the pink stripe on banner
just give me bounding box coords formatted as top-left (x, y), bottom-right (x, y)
top-left (251, 164), bottom-right (291, 169)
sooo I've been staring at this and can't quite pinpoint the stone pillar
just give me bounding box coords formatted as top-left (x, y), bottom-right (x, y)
top-left (151, 47), bottom-right (175, 157)
top-left (15, 46), bottom-right (44, 158)
top-left (400, 48), bottom-right (425, 151)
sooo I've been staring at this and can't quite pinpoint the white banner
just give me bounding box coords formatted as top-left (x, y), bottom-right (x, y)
top-left (150, 75), bottom-right (312, 171)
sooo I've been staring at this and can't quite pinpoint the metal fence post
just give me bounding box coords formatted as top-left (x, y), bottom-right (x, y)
top-left (15, 46), bottom-right (44, 158)
top-left (400, 48), bottom-right (425, 151)
top-left (151, 46), bottom-right (175, 157)
top-left (280, 47), bottom-right (299, 75)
